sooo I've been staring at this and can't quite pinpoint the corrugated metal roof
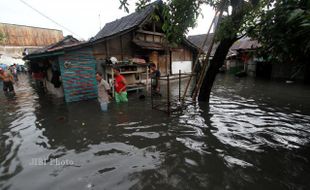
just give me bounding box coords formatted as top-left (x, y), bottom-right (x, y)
top-left (24, 35), bottom-right (81, 59)
top-left (188, 35), bottom-right (261, 56)
top-left (230, 37), bottom-right (260, 50)
top-left (92, 4), bottom-right (155, 41)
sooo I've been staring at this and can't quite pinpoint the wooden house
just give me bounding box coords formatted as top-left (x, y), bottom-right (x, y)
top-left (188, 34), bottom-right (261, 75)
top-left (24, 0), bottom-right (198, 103)
top-left (90, 0), bottom-right (198, 75)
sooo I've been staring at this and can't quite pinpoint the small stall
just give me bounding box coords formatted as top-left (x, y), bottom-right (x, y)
top-left (103, 62), bottom-right (149, 95)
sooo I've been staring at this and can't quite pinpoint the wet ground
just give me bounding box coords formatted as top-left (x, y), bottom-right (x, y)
top-left (1, 74), bottom-right (310, 190)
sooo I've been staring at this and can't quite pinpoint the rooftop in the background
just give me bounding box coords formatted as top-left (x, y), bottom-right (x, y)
top-left (187, 34), bottom-right (261, 57)
top-left (230, 37), bottom-right (260, 51)
top-left (187, 33), bottom-right (218, 56)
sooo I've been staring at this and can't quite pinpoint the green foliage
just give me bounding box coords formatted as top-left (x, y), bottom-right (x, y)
top-left (135, 0), bottom-right (152, 10)
top-left (119, 0), bottom-right (130, 12)
top-left (248, 0), bottom-right (310, 64)
top-left (161, 0), bottom-right (203, 43)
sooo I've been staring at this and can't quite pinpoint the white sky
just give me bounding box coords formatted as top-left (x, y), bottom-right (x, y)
top-left (0, 0), bottom-right (214, 40)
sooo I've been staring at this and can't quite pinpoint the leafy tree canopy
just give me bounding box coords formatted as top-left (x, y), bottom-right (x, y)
top-left (247, 0), bottom-right (310, 64)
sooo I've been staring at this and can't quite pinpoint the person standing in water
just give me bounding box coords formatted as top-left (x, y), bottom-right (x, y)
top-left (113, 67), bottom-right (128, 103)
top-left (96, 72), bottom-right (111, 111)
top-left (150, 63), bottom-right (161, 96)
top-left (0, 68), bottom-right (15, 94)
top-left (12, 64), bottom-right (18, 82)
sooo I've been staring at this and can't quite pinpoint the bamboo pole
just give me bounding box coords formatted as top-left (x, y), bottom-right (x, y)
top-left (179, 70), bottom-right (181, 102)
top-left (181, 10), bottom-right (219, 102)
top-left (191, 5), bottom-right (225, 101)
top-left (167, 74), bottom-right (171, 116)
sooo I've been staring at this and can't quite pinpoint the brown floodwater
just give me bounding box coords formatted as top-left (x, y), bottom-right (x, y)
top-left (1, 73), bottom-right (310, 190)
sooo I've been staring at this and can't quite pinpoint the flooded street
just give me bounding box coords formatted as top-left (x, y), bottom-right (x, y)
top-left (1, 74), bottom-right (310, 190)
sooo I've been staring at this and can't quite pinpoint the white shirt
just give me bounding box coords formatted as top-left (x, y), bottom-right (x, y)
top-left (97, 79), bottom-right (110, 103)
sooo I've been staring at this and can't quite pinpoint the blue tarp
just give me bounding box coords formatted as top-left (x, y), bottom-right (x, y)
top-left (0, 63), bottom-right (8, 70)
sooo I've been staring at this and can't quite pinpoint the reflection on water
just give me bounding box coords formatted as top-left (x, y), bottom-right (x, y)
top-left (1, 74), bottom-right (310, 190)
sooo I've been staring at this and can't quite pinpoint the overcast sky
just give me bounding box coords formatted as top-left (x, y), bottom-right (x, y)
top-left (0, 0), bottom-right (214, 40)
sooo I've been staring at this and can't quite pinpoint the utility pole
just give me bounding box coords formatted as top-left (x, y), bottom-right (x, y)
top-left (99, 14), bottom-right (102, 30)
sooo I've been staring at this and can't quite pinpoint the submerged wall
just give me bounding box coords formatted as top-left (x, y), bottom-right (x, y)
top-left (59, 48), bottom-right (97, 103)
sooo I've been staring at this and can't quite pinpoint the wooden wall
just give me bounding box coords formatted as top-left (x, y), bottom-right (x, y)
top-left (91, 30), bottom-right (195, 75)
top-left (0, 23), bottom-right (63, 46)
top-left (92, 33), bottom-right (133, 61)
top-left (159, 52), bottom-right (169, 75)
top-left (171, 46), bottom-right (193, 62)
top-left (59, 48), bottom-right (97, 103)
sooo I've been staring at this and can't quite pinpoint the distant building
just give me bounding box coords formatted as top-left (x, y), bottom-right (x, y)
top-left (0, 22), bottom-right (63, 65)
top-left (188, 34), bottom-right (261, 76)
top-left (188, 34), bottom-right (310, 81)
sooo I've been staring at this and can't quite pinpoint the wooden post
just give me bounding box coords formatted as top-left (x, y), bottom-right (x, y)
top-left (111, 66), bottom-right (115, 97)
top-left (146, 65), bottom-right (149, 94)
top-left (179, 70), bottom-right (181, 102)
top-left (167, 74), bottom-right (171, 116)
top-left (151, 76), bottom-right (154, 109)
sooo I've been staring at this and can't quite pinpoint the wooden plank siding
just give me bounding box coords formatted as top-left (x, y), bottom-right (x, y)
top-left (92, 42), bottom-right (107, 60)
top-left (59, 48), bottom-right (97, 103)
top-left (171, 47), bottom-right (192, 62)
top-left (92, 33), bottom-right (134, 61)
top-left (92, 29), bottom-right (195, 76)
top-left (121, 33), bottom-right (134, 59)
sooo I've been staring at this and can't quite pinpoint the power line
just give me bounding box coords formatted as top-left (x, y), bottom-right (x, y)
top-left (19, 0), bottom-right (82, 39)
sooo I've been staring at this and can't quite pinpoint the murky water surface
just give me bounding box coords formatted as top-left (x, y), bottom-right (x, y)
top-left (1, 74), bottom-right (310, 190)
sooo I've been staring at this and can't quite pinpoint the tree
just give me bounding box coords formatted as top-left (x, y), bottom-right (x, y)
top-left (119, 0), bottom-right (261, 102)
top-left (119, 0), bottom-right (309, 102)
top-left (247, 0), bottom-right (310, 82)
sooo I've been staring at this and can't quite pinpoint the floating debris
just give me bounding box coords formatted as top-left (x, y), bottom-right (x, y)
top-left (86, 183), bottom-right (94, 188)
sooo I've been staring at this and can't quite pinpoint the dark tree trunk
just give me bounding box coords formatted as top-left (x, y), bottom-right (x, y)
top-left (198, 37), bottom-right (237, 102)
top-left (305, 62), bottom-right (310, 84)
top-left (197, 0), bottom-right (248, 102)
